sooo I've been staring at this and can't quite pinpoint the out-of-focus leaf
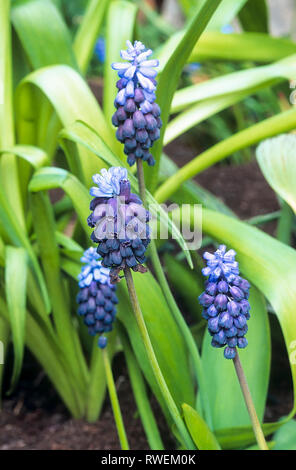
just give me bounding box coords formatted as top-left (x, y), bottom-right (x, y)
top-left (206, 0), bottom-right (247, 31)
top-left (0, 316), bottom-right (10, 403)
top-left (239, 0), bottom-right (268, 33)
top-left (146, 0), bottom-right (223, 192)
top-left (11, 0), bottom-right (77, 69)
top-left (182, 207), bottom-right (296, 424)
top-left (171, 55), bottom-right (296, 113)
top-left (74, 0), bottom-right (109, 73)
top-left (189, 32), bottom-right (296, 63)
top-left (182, 404), bottom-right (221, 450)
top-left (256, 134), bottom-right (296, 214)
top-left (16, 65), bottom-right (115, 184)
top-left (103, 0), bottom-right (138, 126)
top-left (274, 419), bottom-right (296, 450)
top-left (5, 246), bottom-right (28, 391)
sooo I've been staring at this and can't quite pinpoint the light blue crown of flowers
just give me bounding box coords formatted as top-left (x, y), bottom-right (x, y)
top-left (112, 40), bottom-right (159, 107)
top-left (201, 244), bottom-right (239, 281)
top-left (89, 167), bottom-right (128, 199)
top-left (78, 247), bottom-right (112, 288)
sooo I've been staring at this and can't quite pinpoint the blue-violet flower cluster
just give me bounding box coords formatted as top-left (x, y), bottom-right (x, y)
top-left (88, 167), bottom-right (150, 283)
top-left (198, 245), bottom-right (250, 359)
top-left (77, 248), bottom-right (118, 348)
top-left (111, 40), bottom-right (162, 167)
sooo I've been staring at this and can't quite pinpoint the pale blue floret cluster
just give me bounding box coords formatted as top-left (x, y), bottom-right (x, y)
top-left (199, 245), bottom-right (250, 360)
top-left (90, 167), bottom-right (128, 199)
top-left (112, 40), bottom-right (158, 112)
top-left (78, 247), bottom-right (112, 288)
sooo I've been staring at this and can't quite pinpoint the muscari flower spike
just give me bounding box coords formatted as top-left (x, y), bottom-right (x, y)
top-left (111, 40), bottom-right (162, 167)
top-left (88, 167), bottom-right (150, 284)
top-left (77, 247), bottom-right (118, 348)
top-left (198, 245), bottom-right (250, 359)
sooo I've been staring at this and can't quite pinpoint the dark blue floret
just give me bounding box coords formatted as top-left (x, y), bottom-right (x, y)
top-left (77, 248), bottom-right (118, 348)
top-left (198, 245), bottom-right (250, 359)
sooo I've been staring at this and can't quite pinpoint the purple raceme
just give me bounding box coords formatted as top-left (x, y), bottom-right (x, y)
top-left (198, 245), bottom-right (250, 359)
top-left (77, 248), bottom-right (118, 348)
top-left (88, 167), bottom-right (150, 283)
top-left (111, 40), bottom-right (162, 167)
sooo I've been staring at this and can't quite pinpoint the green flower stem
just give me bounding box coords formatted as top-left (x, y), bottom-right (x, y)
top-left (102, 348), bottom-right (129, 450)
top-left (137, 159), bottom-right (213, 428)
top-left (124, 266), bottom-right (195, 450)
top-left (233, 351), bottom-right (269, 451)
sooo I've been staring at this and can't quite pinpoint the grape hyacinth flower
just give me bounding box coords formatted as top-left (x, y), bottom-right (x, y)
top-left (87, 167), bottom-right (150, 283)
top-left (198, 245), bottom-right (250, 359)
top-left (77, 247), bottom-right (118, 348)
top-left (111, 40), bottom-right (162, 167)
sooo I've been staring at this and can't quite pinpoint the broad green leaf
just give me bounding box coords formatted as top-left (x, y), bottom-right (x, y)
top-left (201, 284), bottom-right (270, 429)
top-left (74, 0), bottom-right (109, 73)
top-left (206, 0), bottom-right (247, 31)
top-left (117, 270), bottom-right (196, 423)
top-left (146, 0), bottom-right (223, 192)
top-left (182, 404), bottom-right (221, 450)
top-left (103, 0), bottom-right (138, 126)
top-left (29, 191), bottom-right (89, 394)
top-left (155, 107), bottom-right (296, 203)
top-left (11, 0), bottom-right (77, 69)
top-left (274, 419), bottom-right (296, 450)
top-left (171, 55), bottom-right (296, 113)
top-left (16, 65), bottom-right (115, 184)
top-left (0, 145), bottom-right (48, 168)
top-left (160, 154), bottom-right (235, 217)
top-left (29, 166), bottom-right (91, 239)
top-left (5, 246), bottom-right (28, 391)
top-left (59, 121), bottom-right (193, 268)
top-left (256, 134), bottom-right (296, 214)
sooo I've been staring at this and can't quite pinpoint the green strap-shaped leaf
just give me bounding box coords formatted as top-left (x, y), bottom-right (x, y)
top-left (16, 64), bottom-right (116, 184)
top-left (201, 284), bottom-right (270, 429)
top-left (5, 246), bottom-right (28, 391)
top-left (256, 134), bottom-right (296, 214)
top-left (11, 0), bottom-right (77, 69)
top-left (239, 0), bottom-right (268, 33)
top-left (171, 55), bottom-right (296, 113)
top-left (182, 404), bottom-right (221, 450)
top-left (103, 0), bottom-right (138, 126)
top-left (155, 107), bottom-right (296, 203)
top-left (0, 145), bottom-right (48, 168)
